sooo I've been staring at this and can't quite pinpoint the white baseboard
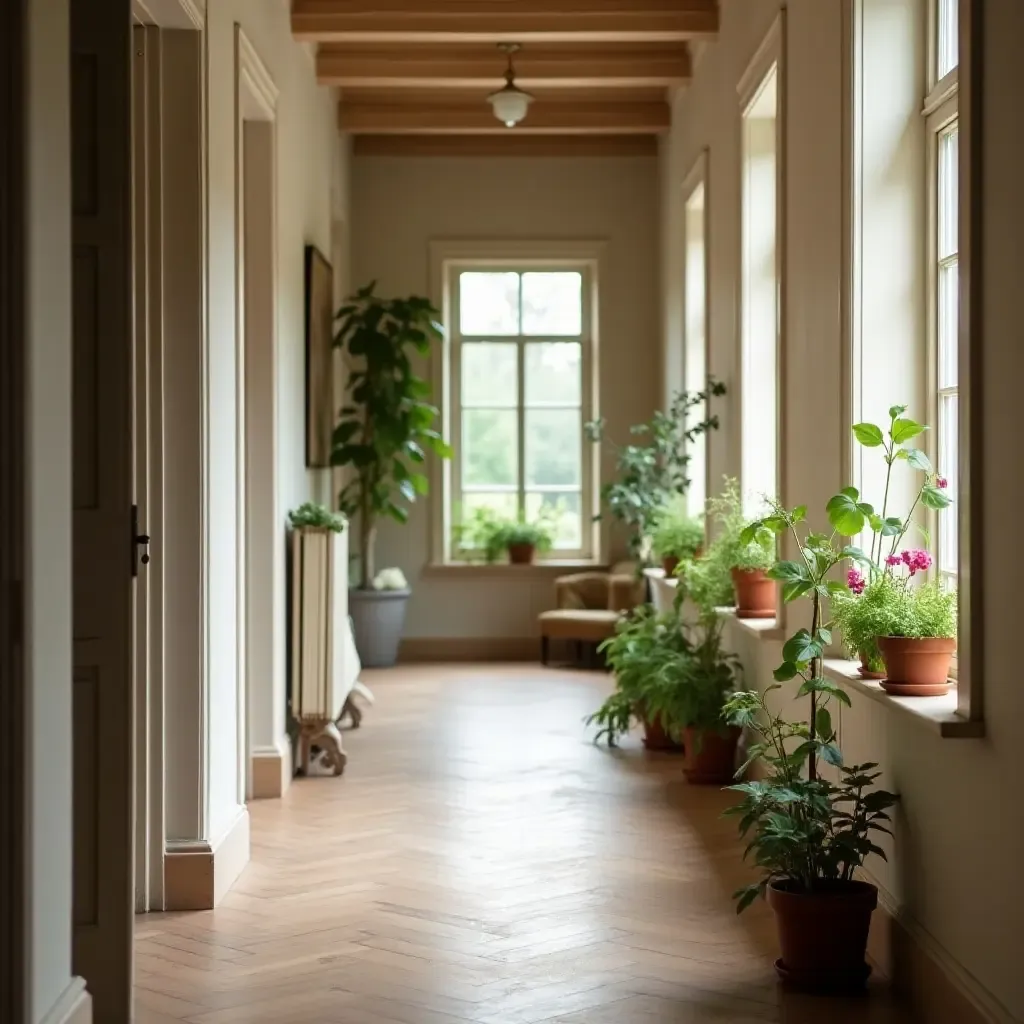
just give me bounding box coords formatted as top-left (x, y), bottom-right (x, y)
top-left (251, 736), bottom-right (293, 799)
top-left (165, 806), bottom-right (250, 911)
top-left (39, 977), bottom-right (91, 1024)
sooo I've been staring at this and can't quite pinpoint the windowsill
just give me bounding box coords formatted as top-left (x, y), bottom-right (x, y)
top-left (424, 559), bottom-right (607, 580)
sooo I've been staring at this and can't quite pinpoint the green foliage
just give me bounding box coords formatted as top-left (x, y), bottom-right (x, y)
top-left (650, 495), bottom-right (705, 562)
top-left (706, 478), bottom-right (776, 573)
top-left (585, 382), bottom-right (726, 560)
top-left (454, 506), bottom-right (556, 563)
top-left (724, 498), bottom-right (897, 908)
top-left (837, 573), bottom-right (956, 643)
top-left (332, 282), bottom-right (453, 587)
top-left (287, 502), bottom-right (347, 533)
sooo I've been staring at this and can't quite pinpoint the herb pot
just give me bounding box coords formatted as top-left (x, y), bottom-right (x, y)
top-left (768, 878), bottom-right (877, 992)
top-left (858, 650), bottom-right (886, 681)
top-left (507, 542), bottom-right (536, 565)
top-left (640, 713), bottom-right (683, 752)
top-left (877, 636), bottom-right (955, 696)
top-left (682, 726), bottom-right (741, 784)
top-left (661, 555), bottom-right (680, 578)
top-left (731, 568), bottom-right (776, 619)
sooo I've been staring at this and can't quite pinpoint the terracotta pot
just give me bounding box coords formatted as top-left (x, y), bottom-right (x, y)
top-left (731, 568), bottom-right (776, 619)
top-left (661, 555), bottom-right (681, 578)
top-left (641, 713), bottom-right (683, 752)
top-left (768, 878), bottom-right (877, 992)
top-left (877, 636), bottom-right (955, 696)
top-left (683, 726), bottom-right (741, 784)
top-left (507, 542), bottom-right (536, 565)
top-left (858, 650), bottom-right (886, 681)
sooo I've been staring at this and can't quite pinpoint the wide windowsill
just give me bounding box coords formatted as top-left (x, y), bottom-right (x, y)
top-left (425, 559), bottom-right (606, 580)
top-left (645, 568), bottom-right (982, 739)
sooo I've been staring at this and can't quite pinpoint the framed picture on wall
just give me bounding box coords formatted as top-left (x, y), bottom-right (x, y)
top-left (305, 245), bottom-right (334, 468)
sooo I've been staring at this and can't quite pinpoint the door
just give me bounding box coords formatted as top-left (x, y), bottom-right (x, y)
top-left (71, 0), bottom-right (135, 1019)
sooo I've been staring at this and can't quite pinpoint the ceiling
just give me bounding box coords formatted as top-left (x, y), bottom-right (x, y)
top-left (291, 1), bottom-right (720, 155)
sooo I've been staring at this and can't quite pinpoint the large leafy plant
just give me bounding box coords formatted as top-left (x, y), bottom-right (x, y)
top-left (723, 494), bottom-right (897, 910)
top-left (332, 283), bottom-right (453, 587)
top-left (585, 382), bottom-right (726, 560)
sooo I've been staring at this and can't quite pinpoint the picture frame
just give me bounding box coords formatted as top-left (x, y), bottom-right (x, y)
top-left (304, 245), bottom-right (334, 468)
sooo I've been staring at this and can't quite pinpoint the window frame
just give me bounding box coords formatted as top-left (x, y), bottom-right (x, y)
top-left (428, 241), bottom-right (603, 568)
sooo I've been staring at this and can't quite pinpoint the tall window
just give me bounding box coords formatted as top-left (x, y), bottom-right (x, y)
top-left (740, 61), bottom-right (781, 517)
top-left (927, 0), bottom-right (959, 585)
top-left (447, 264), bottom-right (594, 559)
top-left (683, 166), bottom-right (709, 519)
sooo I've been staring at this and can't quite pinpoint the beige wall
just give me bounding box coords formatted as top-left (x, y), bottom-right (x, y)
top-left (204, 0), bottom-right (348, 838)
top-left (351, 154), bottom-right (661, 640)
top-left (663, 1), bottom-right (1024, 1019)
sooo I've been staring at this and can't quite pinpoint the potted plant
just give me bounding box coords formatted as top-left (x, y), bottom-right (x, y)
top-left (586, 607), bottom-right (691, 751)
top-left (288, 501), bottom-right (347, 533)
top-left (724, 497), bottom-right (897, 993)
top-left (830, 406), bottom-right (953, 678)
top-left (704, 478), bottom-right (776, 618)
top-left (585, 382), bottom-right (726, 562)
top-left (455, 507), bottom-right (556, 565)
top-left (650, 495), bottom-right (704, 577)
top-left (659, 587), bottom-right (743, 784)
top-left (331, 283), bottom-right (453, 667)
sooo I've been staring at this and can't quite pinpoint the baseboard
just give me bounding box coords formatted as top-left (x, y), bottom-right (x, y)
top-left (251, 737), bottom-right (293, 799)
top-left (864, 877), bottom-right (1011, 1023)
top-left (164, 806), bottom-right (250, 911)
top-left (399, 636), bottom-right (539, 662)
top-left (40, 977), bottom-right (91, 1024)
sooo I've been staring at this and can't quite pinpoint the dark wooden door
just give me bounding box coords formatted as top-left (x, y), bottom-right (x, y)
top-left (70, 0), bottom-right (135, 1019)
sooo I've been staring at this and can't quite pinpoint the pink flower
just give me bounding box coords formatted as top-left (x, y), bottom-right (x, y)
top-left (847, 569), bottom-right (866, 595)
top-left (885, 554), bottom-right (902, 567)
top-left (937, 476), bottom-right (948, 489)
top-left (897, 549), bottom-right (933, 575)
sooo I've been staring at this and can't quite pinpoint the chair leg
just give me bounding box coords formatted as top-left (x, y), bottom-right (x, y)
top-left (574, 640), bottom-right (583, 665)
top-left (541, 635), bottom-right (550, 665)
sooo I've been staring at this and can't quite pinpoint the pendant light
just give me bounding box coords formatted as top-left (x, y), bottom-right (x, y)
top-left (487, 43), bottom-right (533, 128)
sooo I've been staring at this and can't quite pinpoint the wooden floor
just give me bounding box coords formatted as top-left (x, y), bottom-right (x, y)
top-left (135, 664), bottom-right (909, 1024)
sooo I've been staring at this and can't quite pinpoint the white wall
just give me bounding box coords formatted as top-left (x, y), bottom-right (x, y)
top-left (351, 154), bottom-right (661, 640)
top-left (24, 0), bottom-right (75, 1018)
top-left (205, 0), bottom-right (347, 837)
top-left (663, 1), bottom-right (1024, 1018)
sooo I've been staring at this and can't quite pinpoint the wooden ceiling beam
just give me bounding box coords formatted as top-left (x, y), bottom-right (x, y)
top-left (293, 0), bottom-right (719, 43)
top-left (352, 134), bottom-right (660, 157)
top-left (317, 43), bottom-right (691, 88)
top-left (339, 98), bottom-right (671, 134)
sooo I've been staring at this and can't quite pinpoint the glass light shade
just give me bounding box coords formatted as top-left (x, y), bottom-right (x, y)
top-left (487, 85), bottom-right (533, 128)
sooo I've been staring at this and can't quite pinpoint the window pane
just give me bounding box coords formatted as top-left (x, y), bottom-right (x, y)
top-left (526, 491), bottom-right (582, 549)
top-left (937, 0), bottom-right (959, 79)
top-left (461, 342), bottom-right (517, 407)
top-left (525, 409), bottom-right (580, 487)
top-left (938, 124), bottom-right (959, 260)
top-left (525, 342), bottom-right (581, 407)
top-left (938, 260), bottom-right (959, 389)
top-left (462, 409), bottom-right (517, 486)
top-left (461, 491), bottom-right (518, 521)
top-left (459, 272), bottom-right (519, 336)
top-left (521, 272), bottom-right (583, 336)
top-left (938, 393), bottom-right (958, 576)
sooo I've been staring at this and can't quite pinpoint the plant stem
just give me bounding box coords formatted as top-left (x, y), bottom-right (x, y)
top-left (874, 443), bottom-right (895, 565)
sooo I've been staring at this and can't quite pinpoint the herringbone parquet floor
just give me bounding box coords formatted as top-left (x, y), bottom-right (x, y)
top-left (134, 664), bottom-right (909, 1024)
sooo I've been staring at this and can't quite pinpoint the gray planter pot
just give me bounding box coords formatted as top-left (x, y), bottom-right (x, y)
top-left (348, 587), bottom-right (410, 668)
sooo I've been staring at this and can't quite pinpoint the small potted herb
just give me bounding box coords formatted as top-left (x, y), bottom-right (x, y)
top-left (288, 502), bottom-right (347, 533)
top-left (704, 478), bottom-right (776, 618)
top-left (724, 498), bottom-right (897, 992)
top-left (456, 507), bottom-right (556, 565)
top-left (650, 495), bottom-right (705, 577)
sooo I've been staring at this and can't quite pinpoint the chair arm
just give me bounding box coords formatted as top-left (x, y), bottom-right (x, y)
top-left (555, 572), bottom-right (610, 610)
top-left (608, 573), bottom-right (645, 612)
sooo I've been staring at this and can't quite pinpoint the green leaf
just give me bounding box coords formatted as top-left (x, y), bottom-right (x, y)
top-left (920, 484), bottom-right (953, 510)
top-left (827, 493), bottom-right (867, 537)
top-left (821, 742), bottom-right (844, 767)
top-left (783, 629), bottom-right (822, 666)
top-left (892, 418), bottom-right (927, 444)
top-left (905, 448), bottom-right (933, 473)
top-left (782, 580), bottom-right (813, 603)
top-left (815, 708), bottom-right (833, 742)
top-left (841, 545), bottom-right (872, 565)
top-left (410, 472), bottom-right (429, 496)
top-left (773, 662), bottom-right (800, 682)
top-left (797, 677), bottom-right (853, 707)
top-left (815, 627), bottom-right (833, 646)
top-left (852, 422), bottom-right (884, 447)
top-left (767, 560), bottom-right (810, 583)
top-left (397, 478), bottom-right (416, 502)
top-left (792, 505), bottom-right (808, 522)
top-left (889, 404), bottom-right (908, 420)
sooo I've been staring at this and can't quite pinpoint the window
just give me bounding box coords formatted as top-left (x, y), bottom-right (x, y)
top-left (683, 155), bottom-right (710, 519)
top-left (926, 0), bottom-right (959, 586)
top-left (739, 58), bottom-right (781, 518)
top-left (445, 262), bottom-right (595, 560)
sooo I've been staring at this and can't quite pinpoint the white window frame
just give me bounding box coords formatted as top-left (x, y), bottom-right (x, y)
top-left (428, 241), bottom-right (602, 567)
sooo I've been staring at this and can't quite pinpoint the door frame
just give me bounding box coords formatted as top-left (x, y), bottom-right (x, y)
top-left (0, 0), bottom-right (27, 1018)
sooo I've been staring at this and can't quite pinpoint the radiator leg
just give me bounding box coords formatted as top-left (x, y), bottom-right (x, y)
top-left (541, 635), bottom-right (550, 666)
top-left (315, 721), bottom-right (347, 776)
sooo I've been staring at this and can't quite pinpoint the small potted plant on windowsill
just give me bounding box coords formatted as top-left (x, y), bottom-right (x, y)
top-left (650, 495), bottom-right (705, 577)
top-left (455, 507), bottom-right (556, 565)
top-left (586, 607), bottom-right (691, 752)
top-left (724, 497), bottom-right (897, 993)
top-left (703, 478), bottom-right (776, 618)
